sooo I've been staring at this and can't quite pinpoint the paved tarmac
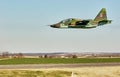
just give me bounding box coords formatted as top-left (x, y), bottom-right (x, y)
top-left (0, 63), bottom-right (120, 69)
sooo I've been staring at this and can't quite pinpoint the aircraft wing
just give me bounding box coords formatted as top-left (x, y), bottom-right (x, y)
top-left (75, 20), bottom-right (90, 25)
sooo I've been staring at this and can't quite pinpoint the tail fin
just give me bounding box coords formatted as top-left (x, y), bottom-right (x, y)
top-left (94, 8), bottom-right (107, 22)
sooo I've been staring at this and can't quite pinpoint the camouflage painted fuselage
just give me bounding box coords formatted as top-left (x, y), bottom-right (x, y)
top-left (50, 8), bottom-right (112, 29)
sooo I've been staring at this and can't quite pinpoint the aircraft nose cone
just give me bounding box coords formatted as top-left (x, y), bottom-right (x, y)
top-left (50, 25), bottom-right (56, 28)
top-left (50, 24), bottom-right (60, 28)
top-left (50, 25), bottom-right (54, 27)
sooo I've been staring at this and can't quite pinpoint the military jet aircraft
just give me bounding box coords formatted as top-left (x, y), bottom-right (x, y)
top-left (50, 8), bottom-right (112, 29)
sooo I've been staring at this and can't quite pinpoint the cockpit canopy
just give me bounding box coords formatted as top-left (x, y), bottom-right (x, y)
top-left (60, 18), bottom-right (90, 26)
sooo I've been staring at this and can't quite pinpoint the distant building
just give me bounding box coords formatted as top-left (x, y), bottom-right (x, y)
top-left (12, 53), bottom-right (24, 58)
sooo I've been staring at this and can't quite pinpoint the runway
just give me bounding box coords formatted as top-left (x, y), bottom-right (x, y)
top-left (0, 63), bottom-right (120, 69)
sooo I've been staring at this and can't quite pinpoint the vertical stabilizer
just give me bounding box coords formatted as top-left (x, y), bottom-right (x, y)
top-left (94, 8), bottom-right (107, 22)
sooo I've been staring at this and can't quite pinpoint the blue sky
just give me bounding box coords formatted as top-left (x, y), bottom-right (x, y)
top-left (0, 0), bottom-right (120, 53)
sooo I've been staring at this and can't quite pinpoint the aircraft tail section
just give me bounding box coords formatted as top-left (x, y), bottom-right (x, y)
top-left (94, 8), bottom-right (107, 22)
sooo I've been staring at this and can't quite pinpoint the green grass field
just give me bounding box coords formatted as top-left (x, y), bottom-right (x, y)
top-left (0, 58), bottom-right (120, 65)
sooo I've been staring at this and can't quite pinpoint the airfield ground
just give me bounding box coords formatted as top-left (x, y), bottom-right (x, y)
top-left (0, 66), bottom-right (120, 77)
top-left (0, 58), bottom-right (120, 77)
